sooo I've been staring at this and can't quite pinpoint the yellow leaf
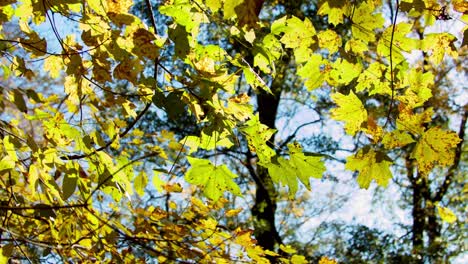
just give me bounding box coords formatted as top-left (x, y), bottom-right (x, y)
top-left (382, 130), bottom-right (415, 149)
top-left (318, 29), bottom-right (341, 54)
top-left (107, 0), bottom-right (132, 13)
top-left (280, 244), bottom-right (297, 254)
top-left (152, 171), bottom-right (165, 193)
top-left (244, 28), bottom-right (256, 44)
top-left (346, 148), bottom-right (393, 189)
top-left (44, 56), bottom-right (63, 78)
top-left (134, 171), bottom-right (147, 197)
top-left (164, 183), bottom-right (183, 193)
top-left (194, 56), bottom-right (216, 75)
top-left (453, 0), bottom-right (468, 13)
top-left (331, 91), bottom-right (367, 135)
top-left (396, 106), bottom-right (433, 135)
top-left (422, 33), bottom-right (458, 65)
top-left (398, 68), bottom-right (433, 108)
top-left (122, 101), bottom-right (137, 118)
top-left (318, 0), bottom-right (351, 26)
top-left (351, 1), bottom-right (384, 43)
top-left (436, 205), bottom-right (457, 223)
top-left (412, 127), bottom-right (461, 175)
top-left (264, 250), bottom-right (279, 256)
top-left (0, 247), bottom-right (8, 263)
top-left (291, 254), bottom-right (308, 264)
top-left (226, 208), bottom-right (242, 217)
top-left (205, 0), bottom-right (222, 12)
top-left (319, 256), bottom-right (338, 264)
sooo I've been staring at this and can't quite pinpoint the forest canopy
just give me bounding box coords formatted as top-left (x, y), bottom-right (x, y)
top-left (0, 0), bottom-right (466, 263)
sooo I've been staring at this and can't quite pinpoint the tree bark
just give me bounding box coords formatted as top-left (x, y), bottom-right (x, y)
top-left (406, 157), bottom-right (425, 263)
top-left (411, 182), bottom-right (425, 262)
top-left (252, 87), bottom-right (282, 253)
top-left (427, 203), bottom-right (443, 262)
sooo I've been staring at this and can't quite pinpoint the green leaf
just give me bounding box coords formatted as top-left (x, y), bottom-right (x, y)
top-left (152, 170), bottom-right (165, 193)
top-left (183, 130), bottom-right (233, 154)
top-left (185, 157), bottom-right (242, 201)
top-left (266, 143), bottom-right (325, 196)
top-left (134, 171), bottom-right (148, 197)
top-left (13, 89), bottom-right (27, 112)
top-left (377, 23), bottom-right (418, 65)
top-left (297, 54), bottom-right (325, 90)
top-left (345, 148), bottom-right (393, 189)
top-left (317, 0), bottom-right (350, 26)
top-left (351, 1), bottom-right (384, 43)
top-left (330, 91), bottom-right (367, 135)
top-left (62, 174), bottom-right (77, 200)
top-left (328, 58), bottom-right (362, 85)
top-left (271, 16), bottom-right (316, 49)
top-left (239, 115), bottom-right (276, 163)
top-left (160, 0), bottom-right (207, 31)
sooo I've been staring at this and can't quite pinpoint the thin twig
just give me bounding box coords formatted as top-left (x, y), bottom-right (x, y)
top-left (383, 0), bottom-right (399, 129)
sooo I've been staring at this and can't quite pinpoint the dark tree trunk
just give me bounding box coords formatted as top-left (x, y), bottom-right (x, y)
top-left (427, 203), bottom-right (443, 262)
top-left (411, 181), bottom-right (425, 262)
top-left (252, 87), bottom-right (282, 253)
top-left (406, 157), bottom-right (425, 263)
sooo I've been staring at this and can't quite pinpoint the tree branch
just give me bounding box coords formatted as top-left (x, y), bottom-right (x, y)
top-left (62, 102), bottom-right (152, 160)
top-left (0, 203), bottom-right (88, 211)
top-left (278, 119), bottom-right (321, 150)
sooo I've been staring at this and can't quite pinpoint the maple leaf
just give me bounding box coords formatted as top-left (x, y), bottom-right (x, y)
top-left (239, 115), bottom-right (276, 163)
top-left (396, 106), bottom-right (433, 135)
top-left (223, 0), bottom-right (263, 28)
top-left (382, 130), bottom-right (415, 149)
top-left (328, 58), bottom-right (362, 85)
top-left (398, 68), bottom-right (433, 108)
top-left (331, 91), bottom-right (367, 135)
top-left (377, 23), bottom-right (418, 64)
top-left (318, 29), bottom-right (342, 54)
top-left (185, 157), bottom-right (242, 201)
top-left (421, 33), bottom-right (458, 64)
top-left (317, 0), bottom-right (351, 26)
top-left (271, 16), bottom-right (316, 49)
top-left (297, 54), bottom-right (325, 90)
top-left (266, 143), bottom-right (325, 196)
top-left (226, 93), bottom-right (253, 121)
top-left (351, 1), bottom-right (385, 43)
top-left (183, 130), bottom-right (234, 154)
top-left (412, 127), bottom-right (461, 175)
top-left (346, 148), bottom-right (393, 189)
top-left (355, 62), bottom-right (391, 95)
top-left (107, 0), bottom-right (132, 14)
